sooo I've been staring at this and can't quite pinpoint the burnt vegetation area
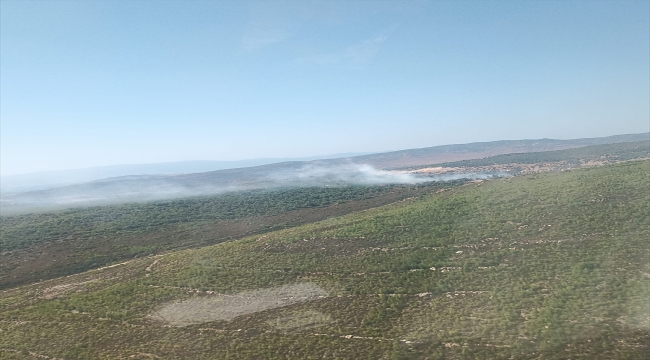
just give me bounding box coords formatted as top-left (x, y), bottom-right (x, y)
top-left (0, 160), bottom-right (648, 359)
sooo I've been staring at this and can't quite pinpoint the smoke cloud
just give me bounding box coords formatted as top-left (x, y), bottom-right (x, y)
top-left (268, 164), bottom-right (425, 185)
top-left (0, 163), bottom-right (510, 214)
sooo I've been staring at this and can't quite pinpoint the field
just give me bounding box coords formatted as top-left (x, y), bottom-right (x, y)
top-left (1, 160), bottom-right (648, 359)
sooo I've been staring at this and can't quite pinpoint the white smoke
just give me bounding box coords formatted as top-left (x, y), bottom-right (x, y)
top-left (0, 162), bottom-right (510, 214)
top-left (269, 163), bottom-right (426, 185)
top-left (268, 163), bottom-right (510, 186)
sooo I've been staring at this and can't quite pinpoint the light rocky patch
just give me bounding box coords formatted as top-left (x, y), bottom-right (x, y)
top-left (152, 282), bottom-right (328, 326)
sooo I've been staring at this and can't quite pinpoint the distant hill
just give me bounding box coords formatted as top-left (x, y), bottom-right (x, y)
top-left (2, 133), bottom-right (646, 194)
top-left (350, 132), bottom-right (649, 169)
top-left (1, 133), bottom-right (647, 212)
top-left (401, 140), bottom-right (650, 176)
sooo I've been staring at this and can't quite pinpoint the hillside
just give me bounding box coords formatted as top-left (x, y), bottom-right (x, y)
top-left (2, 141), bottom-right (647, 289)
top-left (0, 183), bottom-right (460, 290)
top-left (1, 160), bottom-right (648, 359)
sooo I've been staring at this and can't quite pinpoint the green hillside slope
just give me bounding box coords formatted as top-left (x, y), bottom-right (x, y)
top-left (1, 160), bottom-right (648, 359)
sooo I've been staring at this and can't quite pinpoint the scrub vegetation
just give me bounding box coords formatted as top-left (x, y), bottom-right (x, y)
top-left (0, 182), bottom-right (460, 289)
top-left (1, 160), bottom-right (648, 359)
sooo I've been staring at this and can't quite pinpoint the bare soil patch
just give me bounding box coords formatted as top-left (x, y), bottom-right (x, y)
top-left (152, 282), bottom-right (328, 326)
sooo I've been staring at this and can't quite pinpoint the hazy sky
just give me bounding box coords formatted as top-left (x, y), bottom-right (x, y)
top-left (1, 0), bottom-right (648, 175)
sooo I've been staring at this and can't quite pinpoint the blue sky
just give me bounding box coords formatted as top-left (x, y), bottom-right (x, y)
top-left (1, 0), bottom-right (648, 175)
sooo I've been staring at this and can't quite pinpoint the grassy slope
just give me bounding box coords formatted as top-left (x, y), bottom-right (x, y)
top-left (1, 161), bottom-right (649, 359)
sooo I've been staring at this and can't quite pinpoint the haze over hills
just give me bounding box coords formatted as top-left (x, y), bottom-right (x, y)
top-left (1, 133), bottom-right (647, 213)
top-left (3, 133), bottom-right (645, 195)
top-left (0, 153), bottom-right (369, 194)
